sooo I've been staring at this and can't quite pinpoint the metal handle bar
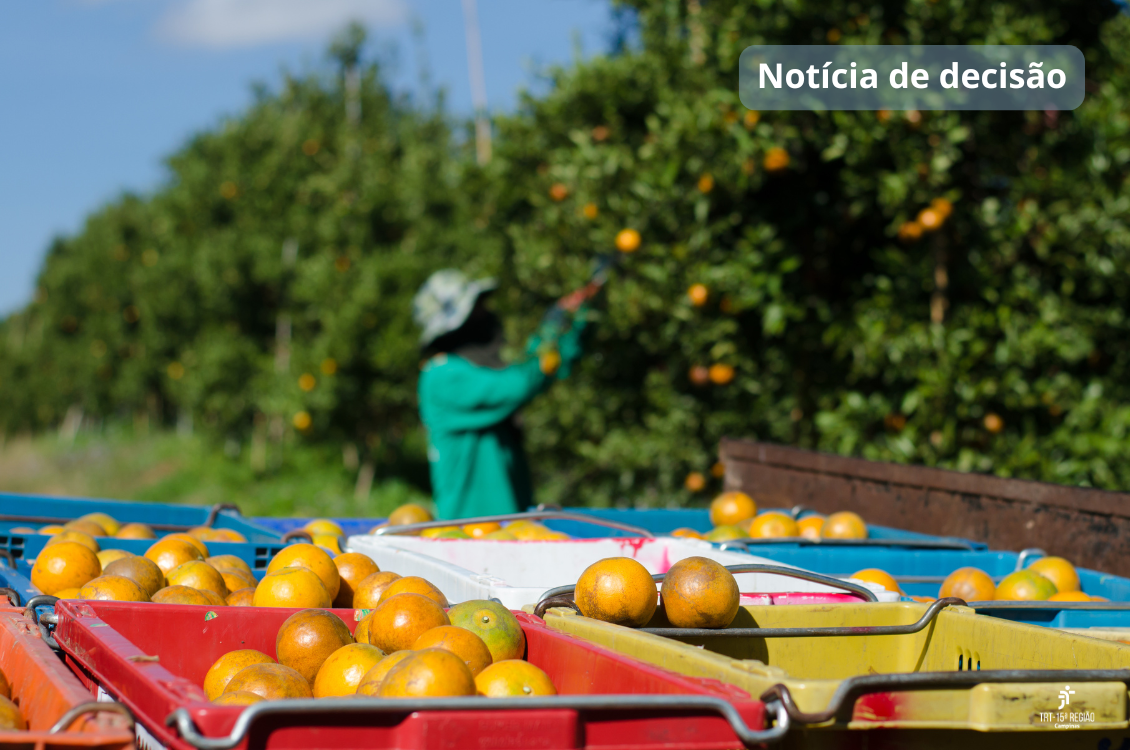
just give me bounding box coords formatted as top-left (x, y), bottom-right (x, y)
top-left (49, 702), bottom-right (135, 733)
top-left (281, 529), bottom-right (313, 543)
top-left (762, 667), bottom-right (1130, 725)
top-left (0, 549), bottom-right (17, 569)
top-left (203, 503), bottom-right (242, 528)
top-left (1015, 547), bottom-right (1046, 571)
top-left (0, 587), bottom-right (21, 607)
top-left (372, 510), bottom-right (653, 538)
top-left (721, 537), bottom-right (975, 551)
top-left (24, 594), bottom-right (59, 649)
top-left (167, 695), bottom-right (789, 750)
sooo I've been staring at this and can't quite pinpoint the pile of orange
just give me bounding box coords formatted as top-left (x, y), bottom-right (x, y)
top-left (687, 493), bottom-right (870, 542)
top-left (0, 667), bottom-right (26, 730)
top-left (14, 512), bottom-right (247, 544)
top-left (366, 503), bottom-right (571, 541)
top-left (853, 555), bottom-right (1098, 603)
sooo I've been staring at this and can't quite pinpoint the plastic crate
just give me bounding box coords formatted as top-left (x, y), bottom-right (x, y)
top-left (16, 535), bottom-right (286, 578)
top-left (0, 609), bottom-right (133, 750)
top-left (539, 600), bottom-right (1130, 737)
top-left (347, 534), bottom-right (898, 610)
top-left (0, 561), bottom-right (39, 608)
top-left (52, 600), bottom-right (777, 750)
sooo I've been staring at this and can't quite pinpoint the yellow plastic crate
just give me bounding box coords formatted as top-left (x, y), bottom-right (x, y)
top-left (537, 602), bottom-right (1130, 739)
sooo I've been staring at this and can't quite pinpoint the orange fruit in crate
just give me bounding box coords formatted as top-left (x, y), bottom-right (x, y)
top-left (276, 609), bottom-right (355, 684)
top-left (65, 519), bottom-right (108, 537)
top-left (356, 651), bottom-right (414, 695)
top-left (204, 650), bottom-right (276, 700)
top-left (420, 526), bottom-right (462, 538)
top-left (354, 612), bottom-right (376, 645)
top-left (212, 529), bottom-right (247, 543)
top-left (365, 593), bottom-right (450, 654)
top-left (748, 512), bottom-right (799, 538)
top-left (1049, 591), bottom-right (1092, 602)
top-left (253, 567), bottom-right (331, 608)
top-left (353, 571), bottom-right (402, 609)
top-left (660, 557), bottom-right (739, 629)
top-left (482, 530), bottom-right (517, 540)
top-left (224, 663), bottom-right (312, 700)
top-left (463, 522), bottom-right (502, 538)
top-left (448, 600), bottom-right (526, 662)
top-left (80, 512), bottom-right (121, 535)
top-left (0, 696), bottom-right (26, 730)
top-left (1027, 557), bottom-right (1080, 593)
top-left (46, 530), bottom-right (100, 553)
top-left (31, 541), bottom-right (102, 595)
top-left (198, 589), bottom-right (227, 607)
top-left (938, 567), bottom-right (996, 601)
top-left (851, 568), bottom-right (901, 594)
top-left (166, 561), bottom-right (229, 599)
top-left (313, 643), bottom-right (387, 698)
top-left (206, 555), bottom-right (253, 577)
top-left (166, 533), bottom-right (209, 557)
top-left (96, 549), bottom-right (133, 568)
top-left (821, 511), bottom-right (868, 539)
top-left (704, 525), bottom-right (745, 542)
top-left (379, 576), bottom-right (449, 607)
top-left (377, 649), bottom-right (476, 698)
top-left (508, 523), bottom-right (553, 541)
top-left (54, 588), bottom-right (83, 599)
top-left (266, 543), bottom-right (340, 601)
top-left (220, 568), bottom-right (257, 594)
top-left (388, 503), bottom-right (433, 527)
top-left (475, 661), bottom-right (557, 697)
top-left (709, 492), bottom-right (757, 527)
top-left (413, 625), bottom-right (492, 677)
top-left (227, 588), bottom-right (256, 606)
top-left (670, 528), bottom-right (705, 540)
top-left (312, 534), bottom-right (343, 554)
top-left (78, 575), bottom-right (150, 602)
top-left (187, 526), bottom-right (219, 541)
top-left (332, 553), bottom-right (380, 608)
top-left (103, 556), bottom-right (165, 598)
top-left (152, 585), bottom-right (213, 605)
top-left (305, 519), bottom-right (345, 537)
top-left (995, 570), bottom-right (1057, 601)
top-left (145, 538), bottom-right (203, 576)
top-left (212, 691), bottom-right (264, 706)
top-left (115, 523), bottom-right (156, 540)
top-left (38, 525), bottom-right (66, 535)
top-left (796, 515), bottom-right (825, 540)
top-left (575, 557), bottom-right (658, 628)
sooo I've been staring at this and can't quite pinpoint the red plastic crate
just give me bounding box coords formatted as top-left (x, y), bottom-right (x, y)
top-left (0, 610), bottom-right (133, 750)
top-left (53, 601), bottom-right (773, 750)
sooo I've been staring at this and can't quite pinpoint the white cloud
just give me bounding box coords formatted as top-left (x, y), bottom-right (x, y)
top-left (157, 0), bottom-right (410, 48)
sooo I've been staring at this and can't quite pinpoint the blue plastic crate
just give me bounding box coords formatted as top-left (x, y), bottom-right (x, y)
top-left (967, 601), bottom-right (1130, 629)
top-left (0, 559), bottom-right (38, 607)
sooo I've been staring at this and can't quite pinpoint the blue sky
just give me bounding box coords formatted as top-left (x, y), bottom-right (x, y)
top-left (0, 0), bottom-right (615, 315)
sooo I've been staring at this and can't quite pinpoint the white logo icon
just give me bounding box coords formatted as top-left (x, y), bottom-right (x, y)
top-left (1058, 685), bottom-right (1075, 710)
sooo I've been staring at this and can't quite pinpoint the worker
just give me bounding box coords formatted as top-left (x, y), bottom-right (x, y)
top-left (413, 269), bottom-right (589, 520)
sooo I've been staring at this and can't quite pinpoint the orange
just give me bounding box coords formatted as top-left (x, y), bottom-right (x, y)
top-left (984, 413), bottom-right (1004, 433)
top-left (206, 555), bottom-right (253, 577)
top-left (9, 527), bottom-right (36, 534)
top-left (266, 543), bottom-right (340, 601)
top-left (103, 556), bottom-right (165, 598)
top-left (660, 557), bottom-right (739, 629)
top-left (420, 526), bottom-right (461, 538)
top-left (689, 366), bottom-right (710, 386)
top-left (615, 228), bottom-right (641, 253)
top-left (475, 660), bottom-right (557, 697)
top-left (227, 588), bottom-right (256, 606)
top-left (448, 600), bottom-right (526, 662)
top-left (909, 595), bottom-right (936, 603)
top-left (821, 511), bottom-right (868, 539)
top-left (31, 541), bottom-right (102, 595)
top-left (204, 650), bottom-right (275, 700)
top-left (507, 523), bottom-right (553, 541)
top-left (46, 530), bottom-right (100, 553)
top-left (481, 530), bottom-right (517, 540)
top-left (80, 512), bottom-right (121, 535)
top-left (145, 538), bottom-right (204, 576)
top-left (413, 626), bottom-right (492, 676)
top-left (313, 643), bottom-right (386, 697)
top-left (670, 528), bottom-right (705, 540)
top-left (305, 519), bottom-right (345, 537)
top-left (332, 553), bottom-right (380, 608)
top-left (65, 518), bottom-right (108, 537)
top-left (187, 526), bottom-right (220, 541)
top-left (388, 503), bottom-right (433, 527)
top-left (78, 575), bottom-right (149, 602)
top-left (356, 651), bottom-right (414, 695)
top-left (312, 535), bottom-right (343, 555)
top-left (574, 557), bottom-right (658, 628)
top-left (462, 522), bottom-right (502, 538)
top-left (708, 363), bottom-right (735, 385)
top-left (353, 571), bottom-right (402, 608)
top-left (166, 561), bottom-right (229, 599)
top-left (354, 611), bottom-right (377, 645)
top-left (224, 663), bottom-right (312, 700)
top-left (38, 525), bottom-right (65, 535)
top-left (995, 570), bottom-right (1057, 601)
top-left (165, 533), bottom-right (209, 558)
top-left (211, 529), bottom-right (247, 543)
top-left (253, 567), bottom-right (331, 608)
top-left (938, 567), bottom-right (996, 601)
top-left (763, 147), bottom-right (790, 172)
top-left (431, 529), bottom-right (471, 540)
top-left (918, 207), bottom-right (943, 231)
top-left (548, 182), bottom-right (569, 201)
top-left (54, 588), bottom-right (83, 599)
top-left (931, 197), bottom-right (954, 218)
top-left (220, 568), bottom-right (258, 594)
top-left (709, 492), bottom-right (757, 527)
top-left (115, 523), bottom-right (156, 540)
top-left (1027, 557), bottom-right (1080, 593)
top-left (96, 549), bottom-right (134, 568)
top-left (687, 284), bottom-right (709, 307)
top-left (152, 586), bottom-right (213, 605)
top-left (0, 696), bottom-right (26, 730)
top-left (212, 691), bottom-right (265, 706)
top-left (851, 568), bottom-right (902, 594)
top-left (377, 649), bottom-right (475, 698)
top-left (379, 576), bottom-right (449, 608)
top-left (797, 516), bottom-right (825, 540)
top-left (276, 609), bottom-right (354, 684)
top-left (704, 525), bottom-right (745, 542)
top-left (748, 512), bottom-right (799, 538)
top-left (1049, 591), bottom-right (1092, 602)
top-left (365, 593), bottom-right (450, 654)
top-left (198, 589), bottom-right (227, 607)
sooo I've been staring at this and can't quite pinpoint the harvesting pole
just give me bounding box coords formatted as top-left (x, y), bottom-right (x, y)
top-left (461, 0), bottom-right (492, 165)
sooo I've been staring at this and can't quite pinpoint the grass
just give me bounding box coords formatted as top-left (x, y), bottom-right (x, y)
top-left (0, 426), bottom-right (431, 519)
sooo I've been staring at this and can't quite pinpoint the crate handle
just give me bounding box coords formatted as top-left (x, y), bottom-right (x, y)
top-left (49, 702), bottom-right (135, 733)
top-left (1015, 548), bottom-right (1047, 572)
top-left (371, 510), bottom-right (653, 538)
top-left (0, 549), bottom-right (17, 569)
top-left (281, 530), bottom-right (313, 543)
top-left (761, 667), bottom-right (1130, 725)
top-left (204, 503), bottom-right (242, 528)
top-left (0, 587), bottom-right (21, 607)
top-left (24, 595), bottom-right (60, 649)
top-left (166, 694), bottom-right (790, 749)
top-left (721, 536), bottom-right (975, 551)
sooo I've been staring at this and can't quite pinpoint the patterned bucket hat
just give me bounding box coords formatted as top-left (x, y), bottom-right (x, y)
top-left (412, 269), bottom-right (498, 346)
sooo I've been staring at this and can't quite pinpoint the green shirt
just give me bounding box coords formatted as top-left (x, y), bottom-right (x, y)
top-left (418, 313), bottom-right (586, 520)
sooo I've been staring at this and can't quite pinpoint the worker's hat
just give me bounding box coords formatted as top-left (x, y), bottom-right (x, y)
top-left (413, 269), bottom-right (497, 346)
